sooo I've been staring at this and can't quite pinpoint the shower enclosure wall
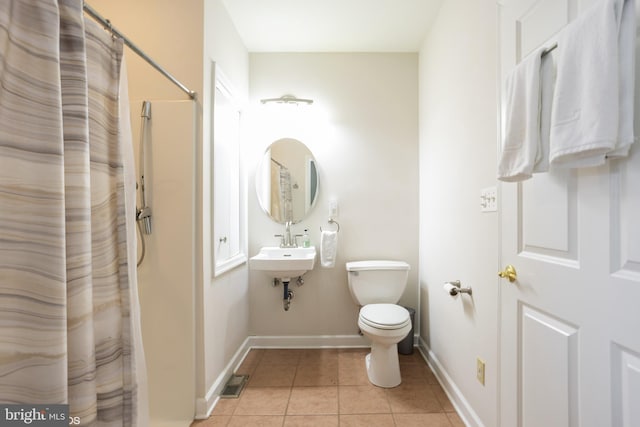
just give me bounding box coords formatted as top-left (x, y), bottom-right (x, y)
top-left (130, 100), bottom-right (197, 426)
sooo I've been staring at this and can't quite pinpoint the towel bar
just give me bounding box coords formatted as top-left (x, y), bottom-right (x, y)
top-left (541, 42), bottom-right (557, 57)
top-left (320, 219), bottom-right (340, 232)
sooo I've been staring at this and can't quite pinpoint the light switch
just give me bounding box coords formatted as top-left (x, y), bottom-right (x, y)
top-left (329, 199), bottom-right (338, 219)
top-left (480, 187), bottom-right (497, 212)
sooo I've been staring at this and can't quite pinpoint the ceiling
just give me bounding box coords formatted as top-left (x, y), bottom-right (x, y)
top-left (221, 0), bottom-right (445, 52)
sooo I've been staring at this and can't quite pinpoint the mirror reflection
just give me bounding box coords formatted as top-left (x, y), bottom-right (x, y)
top-left (256, 138), bottom-right (319, 224)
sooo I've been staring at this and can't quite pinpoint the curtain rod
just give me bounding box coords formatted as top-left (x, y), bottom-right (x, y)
top-left (83, 3), bottom-right (197, 100)
top-left (271, 157), bottom-right (288, 170)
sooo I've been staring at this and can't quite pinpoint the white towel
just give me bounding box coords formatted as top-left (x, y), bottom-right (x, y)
top-left (320, 230), bottom-right (338, 268)
top-left (609, 0), bottom-right (637, 158)
top-left (537, 52), bottom-right (557, 173)
top-left (549, 0), bottom-right (636, 168)
top-left (497, 47), bottom-right (548, 182)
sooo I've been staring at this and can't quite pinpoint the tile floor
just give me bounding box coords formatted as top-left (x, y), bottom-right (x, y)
top-left (192, 348), bottom-right (465, 427)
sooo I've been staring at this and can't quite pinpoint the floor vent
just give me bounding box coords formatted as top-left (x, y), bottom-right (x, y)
top-left (220, 374), bottom-right (249, 398)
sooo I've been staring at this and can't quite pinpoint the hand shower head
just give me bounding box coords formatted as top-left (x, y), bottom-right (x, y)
top-left (141, 100), bottom-right (151, 119)
top-left (137, 206), bottom-right (152, 235)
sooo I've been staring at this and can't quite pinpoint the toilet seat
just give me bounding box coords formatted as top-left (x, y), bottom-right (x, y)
top-left (359, 304), bottom-right (410, 330)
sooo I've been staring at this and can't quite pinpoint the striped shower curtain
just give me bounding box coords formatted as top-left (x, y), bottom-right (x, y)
top-left (0, 1), bottom-right (145, 425)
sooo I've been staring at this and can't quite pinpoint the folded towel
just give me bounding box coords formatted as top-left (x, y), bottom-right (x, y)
top-left (497, 47), bottom-right (548, 182)
top-left (549, 0), bottom-right (636, 168)
top-left (609, 0), bottom-right (637, 158)
top-left (320, 230), bottom-right (338, 268)
top-left (537, 51), bottom-right (557, 173)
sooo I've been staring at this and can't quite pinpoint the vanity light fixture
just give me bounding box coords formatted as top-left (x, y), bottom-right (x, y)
top-left (260, 94), bottom-right (314, 105)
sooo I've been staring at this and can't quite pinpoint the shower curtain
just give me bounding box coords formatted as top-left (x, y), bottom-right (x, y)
top-left (278, 167), bottom-right (294, 223)
top-left (270, 163), bottom-right (293, 223)
top-left (0, 1), bottom-right (146, 425)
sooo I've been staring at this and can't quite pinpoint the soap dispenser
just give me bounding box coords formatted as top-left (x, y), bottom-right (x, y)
top-left (302, 229), bottom-right (311, 248)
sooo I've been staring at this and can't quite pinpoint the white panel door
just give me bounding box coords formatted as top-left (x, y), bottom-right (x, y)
top-left (499, 1), bottom-right (640, 426)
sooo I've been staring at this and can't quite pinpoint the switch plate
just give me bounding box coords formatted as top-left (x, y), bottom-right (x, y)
top-left (480, 187), bottom-right (497, 212)
top-left (329, 199), bottom-right (338, 219)
top-left (477, 358), bottom-right (486, 385)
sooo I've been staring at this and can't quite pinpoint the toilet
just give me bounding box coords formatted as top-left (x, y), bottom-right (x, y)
top-left (346, 260), bottom-right (411, 388)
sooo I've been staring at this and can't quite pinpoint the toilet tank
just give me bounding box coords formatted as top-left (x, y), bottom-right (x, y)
top-left (346, 260), bottom-right (410, 305)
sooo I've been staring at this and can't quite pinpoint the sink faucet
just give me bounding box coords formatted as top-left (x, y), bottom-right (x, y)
top-left (275, 221), bottom-right (299, 248)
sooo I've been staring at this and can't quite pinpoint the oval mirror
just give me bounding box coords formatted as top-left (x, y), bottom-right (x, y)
top-left (255, 138), bottom-right (319, 224)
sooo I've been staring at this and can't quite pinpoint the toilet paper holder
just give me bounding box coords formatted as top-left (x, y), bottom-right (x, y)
top-left (445, 280), bottom-right (472, 296)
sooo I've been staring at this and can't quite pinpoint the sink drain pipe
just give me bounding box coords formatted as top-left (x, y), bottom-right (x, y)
top-left (283, 280), bottom-right (294, 311)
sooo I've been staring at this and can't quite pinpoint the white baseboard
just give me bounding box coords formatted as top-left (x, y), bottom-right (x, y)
top-left (248, 334), bottom-right (370, 348)
top-left (194, 336), bottom-right (252, 420)
top-left (417, 337), bottom-right (484, 427)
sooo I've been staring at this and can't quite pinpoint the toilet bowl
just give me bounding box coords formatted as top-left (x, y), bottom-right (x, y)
top-left (358, 303), bottom-right (411, 387)
top-left (346, 260), bottom-right (411, 388)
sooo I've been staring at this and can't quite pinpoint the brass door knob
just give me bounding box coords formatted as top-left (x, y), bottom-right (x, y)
top-left (498, 265), bottom-right (517, 282)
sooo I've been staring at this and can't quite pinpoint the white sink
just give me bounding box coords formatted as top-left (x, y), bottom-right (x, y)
top-left (250, 246), bottom-right (316, 280)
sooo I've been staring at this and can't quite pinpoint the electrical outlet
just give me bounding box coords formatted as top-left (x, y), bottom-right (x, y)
top-left (476, 358), bottom-right (485, 385)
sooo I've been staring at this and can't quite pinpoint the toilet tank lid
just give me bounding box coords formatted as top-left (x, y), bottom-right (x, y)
top-left (346, 260), bottom-right (410, 271)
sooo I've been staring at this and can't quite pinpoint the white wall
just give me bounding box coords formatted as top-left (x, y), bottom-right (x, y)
top-left (199, 0), bottom-right (251, 417)
top-left (418, 1), bottom-right (499, 426)
top-left (91, 0), bottom-right (204, 102)
top-left (247, 53), bottom-right (419, 338)
top-left (130, 101), bottom-right (197, 426)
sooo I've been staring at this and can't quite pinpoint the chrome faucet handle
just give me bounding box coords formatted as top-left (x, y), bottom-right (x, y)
top-left (293, 234), bottom-right (303, 247)
top-left (283, 221), bottom-right (293, 247)
top-left (274, 234), bottom-right (285, 247)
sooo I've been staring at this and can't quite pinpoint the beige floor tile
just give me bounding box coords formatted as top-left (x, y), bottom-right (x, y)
top-left (248, 363), bottom-right (296, 387)
top-left (339, 414), bottom-right (395, 427)
top-left (190, 415), bottom-right (230, 426)
top-left (287, 386), bottom-right (338, 415)
top-left (386, 384), bottom-right (442, 413)
top-left (260, 348), bottom-right (302, 365)
top-left (195, 349), bottom-right (469, 426)
top-left (294, 360), bottom-right (338, 386)
top-left (299, 348), bottom-right (339, 363)
top-left (338, 358), bottom-right (370, 386)
top-left (338, 348), bottom-right (369, 360)
top-left (283, 415), bottom-right (339, 426)
top-left (400, 362), bottom-right (438, 385)
top-left (398, 352), bottom-right (425, 365)
top-left (236, 349), bottom-right (264, 375)
top-left (393, 413), bottom-right (453, 427)
top-left (447, 411), bottom-right (466, 427)
top-left (226, 415), bottom-right (284, 427)
top-left (210, 398), bottom-right (240, 416)
top-left (233, 387), bottom-right (291, 416)
top-left (338, 385), bottom-right (391, 414)
top-left (431, 384), bottom-right (455, 412)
